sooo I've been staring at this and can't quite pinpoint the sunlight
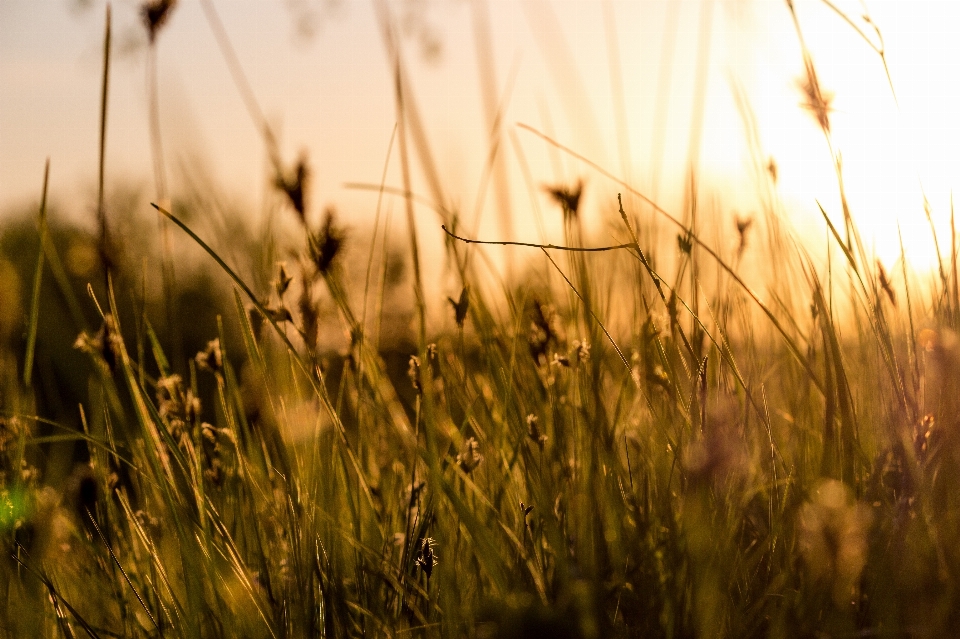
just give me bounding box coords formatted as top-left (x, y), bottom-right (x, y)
top-left (742, 0), bottom-right (960, 272)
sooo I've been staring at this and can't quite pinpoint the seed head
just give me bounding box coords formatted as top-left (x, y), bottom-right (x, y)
top-left (456, 437), bottom-right (483, 473)
top-left (308, 209), bottom-right (345, 275)
top-left (276, 262), bottom-right (293, 298)
top-left (448, 285), bottom-right (469, 327)
top-left (544, 181), bottom-right (583, 221)
top-left (275, 156), bottom-right (310, 223)
top-left (142, 0), bottom-right (177, 43)
top-left (797, 56), bottom-right (834, 134)
top-left (195, 339), bottom-right (223, 373)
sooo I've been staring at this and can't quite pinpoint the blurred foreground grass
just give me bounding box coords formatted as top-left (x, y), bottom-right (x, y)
top-left (3, 2), bottom-right (960, 638)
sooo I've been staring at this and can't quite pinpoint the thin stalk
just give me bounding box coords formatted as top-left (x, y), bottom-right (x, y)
top-left (23, 159), bottom-right (50, 386)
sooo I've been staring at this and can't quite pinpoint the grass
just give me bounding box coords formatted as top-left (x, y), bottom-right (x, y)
top-left (3, 1), bottom-right (960, 637)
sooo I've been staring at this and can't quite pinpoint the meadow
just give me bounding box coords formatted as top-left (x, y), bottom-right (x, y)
top-left (2, 1), bottom-right (960, 637)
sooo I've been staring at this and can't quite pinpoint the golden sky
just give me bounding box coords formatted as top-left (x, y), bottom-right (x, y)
top-left (1, 0), bottom-right (958, 270)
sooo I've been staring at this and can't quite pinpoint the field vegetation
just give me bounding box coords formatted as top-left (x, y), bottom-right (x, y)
top-left (2, 1), bottom-right (959, 637)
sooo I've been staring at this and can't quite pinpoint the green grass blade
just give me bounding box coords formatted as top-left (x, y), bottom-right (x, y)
top-left (23, 160), bottom-right (50, 386)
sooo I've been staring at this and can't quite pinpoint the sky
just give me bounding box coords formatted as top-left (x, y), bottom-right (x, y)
top-left (2, 0), bottom-right (960, 272)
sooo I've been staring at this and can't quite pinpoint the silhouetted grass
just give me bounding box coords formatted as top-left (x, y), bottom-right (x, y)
top-left (2, 2), bottom-right (960, 637)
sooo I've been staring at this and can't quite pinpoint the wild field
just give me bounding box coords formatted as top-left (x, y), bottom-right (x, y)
top-left (2, 1), bottom-right (960, 637)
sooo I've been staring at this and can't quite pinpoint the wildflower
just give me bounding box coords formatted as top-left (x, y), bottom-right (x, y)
top-left (195, 338), bottom-right (222, 373)
top-left (456, 437), bottom-right (483, 473)
top-left (416, 537), bottom-right (437, 578)
top-left (798, 479), bottom-right (873, 608)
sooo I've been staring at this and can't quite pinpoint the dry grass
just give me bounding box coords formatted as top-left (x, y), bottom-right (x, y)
top-left (2, 2), bottom-right (960, 637)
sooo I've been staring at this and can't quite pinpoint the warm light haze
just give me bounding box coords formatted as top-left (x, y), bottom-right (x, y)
top-left (2, 0), bottom-right (959, 272)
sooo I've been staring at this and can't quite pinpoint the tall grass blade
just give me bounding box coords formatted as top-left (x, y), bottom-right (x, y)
top-left (23, 160), bottom-right (50, 386)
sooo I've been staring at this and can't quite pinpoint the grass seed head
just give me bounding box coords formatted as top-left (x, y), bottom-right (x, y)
top-left (308, 209), bottom-right (345, 275)
top-left (195, 338), bottom-right (223, 373)
top-left (142, 0), bottom-right (177, 43)
top-left (275, 155), bottom-right (310, 223)
top-left (798, 56), bottom-right (834, 134)
top-left (74, 314), bottom-right (121, 372)
top-left (544, 180), bottom-right (583, 221)
top-left (448, 285), bottom-right (469, 327)
top-left (275, 262), bottom-right (293, 298)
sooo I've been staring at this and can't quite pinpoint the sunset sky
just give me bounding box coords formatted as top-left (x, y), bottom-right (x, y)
top-left (2, 0), bottom-right (959, 270)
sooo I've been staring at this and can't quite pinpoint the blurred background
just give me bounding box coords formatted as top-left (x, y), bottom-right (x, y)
top-left (2, 0), bottom-right (960, 271)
